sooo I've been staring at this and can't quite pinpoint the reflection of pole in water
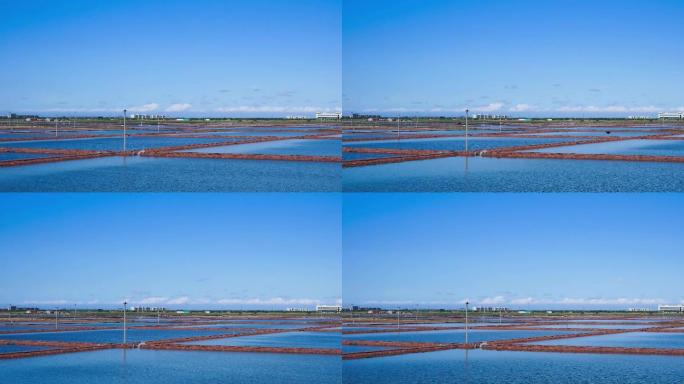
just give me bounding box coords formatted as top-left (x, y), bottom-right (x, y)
top-left (463, 348), bottom-right (471, 384)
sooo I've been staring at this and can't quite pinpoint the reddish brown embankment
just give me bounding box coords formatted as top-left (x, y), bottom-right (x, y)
top-left (142, 151), bottom-right (341, 163)
top-left (142, 343), bottom-right (340, 355)
top-left (343, 134), bottom-right (684, 167)
top-left (342, 340), bottom-right (477, 360)
top-left (0, 147), bottom-right (116, 167)
top-left (0, 340), bottom-right (113, 360)
top-left (342, 147), bottom-right (469, 168)
top-left (484, 151), bottom-right (684, 164)
top-left (479, 329), bottom-right (684, 357)
top-left (137, 328), bottom-right (339, 356)
top-left (484, 343), bottom-right (684, 357)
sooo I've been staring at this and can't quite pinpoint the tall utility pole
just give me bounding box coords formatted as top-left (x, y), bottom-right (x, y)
top-left (55, 308), bottom-right (58, 330)
top-left (123, 109), bottom-right (127, 153)
top-left (157, 115), bottom-right (160, 133)
top-left (123, 301), bottom-right (127, 344)
top-left (465, 109), bottom-right (469, 154)
top-left (465, 301), bottom-right (469, 344)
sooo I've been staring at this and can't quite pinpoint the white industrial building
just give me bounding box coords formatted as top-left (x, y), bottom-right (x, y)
top-left (658, 305), bottom-right (684, 312)
top-left (316, 305), bottom-right (342, 312)
top-left (315, 112), bottom-right (342, 120)
top-left (658, 112), bottom-right (684, 119)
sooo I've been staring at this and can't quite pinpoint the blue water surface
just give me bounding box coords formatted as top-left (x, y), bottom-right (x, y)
top-left (0, 156), bottom-right (340, 192)
top-left (343, 348), bottom-right (684, 384)
top-left (1, 349), bottom-right (340, 384)
top-left (343, 156), bottom-right (684, 192)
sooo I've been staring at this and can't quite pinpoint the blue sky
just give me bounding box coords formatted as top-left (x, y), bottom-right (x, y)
top-left (0, 0), bottom-right (341, 118)
top-left (0, 194), bottom-right (340, 309)
top-left (343, 194), bottom-right (684, 310)
top-left (343, 0), bottom-right (684, 117)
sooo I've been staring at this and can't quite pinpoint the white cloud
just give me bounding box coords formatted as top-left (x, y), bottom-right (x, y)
top-left (166, 296), bottom-right (190, 305)
top-left (166, 103), bottom-right (192, 112)
top-left (214, 106), bottom-right (340, 114)
top-left (556, 105), bottom-right (661, 113)
top-left (509, 104), bottom-right (535, 112)
top-left (23, 299), bottom-right (69, 305)
top-left (480, 296), bottom-right (506, 305)
top-left (472, 102), bottom-right (504, 112)
top-left (137, 296), bottom-right (169, 305)
top-left (216, 297), bottom-right (323, 306)
top-left (128, 103), bottom-right (159, 113)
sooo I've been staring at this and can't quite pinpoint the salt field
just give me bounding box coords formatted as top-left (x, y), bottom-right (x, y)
top-left (0, 122), bottom-right (341, 192)
top-left (342, 122), bottom-right (684, 191)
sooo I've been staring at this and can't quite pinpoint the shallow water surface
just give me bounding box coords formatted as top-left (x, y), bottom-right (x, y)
top-left (185, 139), bottom-right (340, 157)
top-left (345, 329), bottom-right (577, 344)
top-left (533, 332), bottom-right (684, 349)
top-left (343, 156), bottom-right (684, 192)
top-left (530, 139), bottom-right (684, 157)
top-left (0, 156), bottom-right (340, 192)
top-left (187, 331), bottom-right (340, 349)
top-left (0, 329), bottom-right (230, 344)
top-left (1, 349), bottom-right (340, 384)
top-left (343, 349), bottom-right (684, 384)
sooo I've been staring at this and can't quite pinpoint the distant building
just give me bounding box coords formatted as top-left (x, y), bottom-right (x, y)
top-left (315, 112), bottom-right (342, 120)
top-left (286, 307), bottom-right (308, 312)
top-left (315, 305), bottom-right (342, 312)
top-left (472, 114), bottom-right (508, 120)
top-left (658, 112), bottom-right (684, 120)
top-left (472, 306), bottom-right (508, 312)
top-left (658, 305), bottom-right (684, 312)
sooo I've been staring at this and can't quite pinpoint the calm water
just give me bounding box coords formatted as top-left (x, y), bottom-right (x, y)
top-left (533, 324), bottom-right (650, 329)
top-left (530, 139), bottom-right (684, 156)
top-left (180, 323), bottom-right (310, 329)
top-left (0, 329), bottom-right (229, 344)
top-left (1, 349), bottom-right (340, 384)
top-left (346, 137), bottom-right (575, 152)
top-left (534, 332), bottom-right (684, 349)
top-left (343, 349), bottom-right (684, 384)
top-left (2, 137), bottom-right (240, 151)
top-left (343, 152), bottom-right (399, 160)
top-left (342, 345), bottom-right (392, 353)
top-left (191, 131), bottom-right (315, 137)
top-left (0, 344), bottom-right (52, 353)
top-left (0, 152), bottom-right (54, 161)
top-left (185, 139), bottom-right (340, 157)
top-left (344, 330), bottom-right (577, 344)
top-left (0, 156), bottom-right (340, 192)
top-left (526, 131), bottom-right (659, 137)
top-left (343, 156), bottom-right (684, 192)
top-left (187, 331), bottom-right (340, 349)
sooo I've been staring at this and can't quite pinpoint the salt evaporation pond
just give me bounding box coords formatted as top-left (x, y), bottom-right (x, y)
top-left (185, 139), bottom-right (340, 157)
top-left (186, 331), bottom-right (340, 349)
top-left (0, 156), bottom-right (340, 192)
top-left (0, 329), bottom-right (231, 344)
top-left (529, 139), bottom-right (684, 157)
top-left (2, 137), bottom-right (241, 151)
top-left (532, 332), bottom-right (684, 349)
top-left (343, 348), bottom-right (684, 384)
top-left (0, 349), bottom-right (340, 383)
top-left (345, 137), bottom-right (576, 152)
top-left (343, 156), bottom-right (684, 192)
top-left (345, 329), bottom-right (578, 344)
